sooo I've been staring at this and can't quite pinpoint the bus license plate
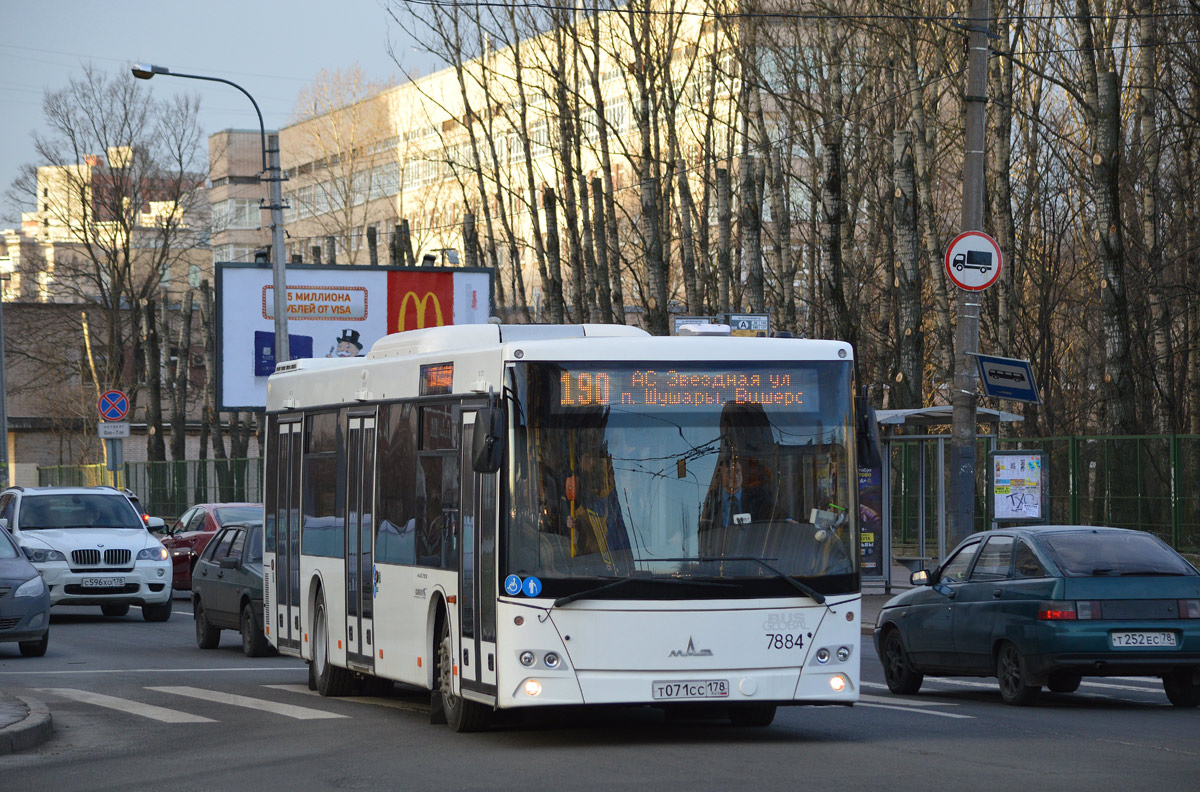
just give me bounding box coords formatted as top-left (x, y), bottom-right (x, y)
top-left (1110, 631), bottom-right (1176, 648)
top-left (82, 577), bottom-right (124, 588)
top-left (652, 680), bottom-right (729, 700)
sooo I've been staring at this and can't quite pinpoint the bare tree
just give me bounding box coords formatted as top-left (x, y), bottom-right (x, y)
top-left (8, 64), bottom-right (207, 462)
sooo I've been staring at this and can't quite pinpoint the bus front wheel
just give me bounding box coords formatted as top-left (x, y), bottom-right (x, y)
top-left (437, 619), bottom-right (491, 732)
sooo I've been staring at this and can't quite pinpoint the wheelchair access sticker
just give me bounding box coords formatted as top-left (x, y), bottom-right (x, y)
top-left (504, 574), bottom-right (543, 597)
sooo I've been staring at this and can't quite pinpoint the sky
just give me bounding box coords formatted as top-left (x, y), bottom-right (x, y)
top-left (0, 0), bottom-right (439, 227)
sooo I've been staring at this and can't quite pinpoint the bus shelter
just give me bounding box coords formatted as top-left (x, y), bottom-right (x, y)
top-left (870, 406), bottom-right (1022, 592)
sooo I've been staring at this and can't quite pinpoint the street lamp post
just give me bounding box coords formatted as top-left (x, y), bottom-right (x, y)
top-left (131, 63), bottom-right (289, 364)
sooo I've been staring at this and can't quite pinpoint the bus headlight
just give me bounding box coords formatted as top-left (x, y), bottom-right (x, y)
top-left (523, 679), bottom-right (542, 697)
top-left (543, 652), bottom-right (561, 669)
top-left (836, 646), bottom-right (851, 662)
top-left (829, 674), bottom-right (847, 692)
top-left (816, 648), bottom-right (831, 664)
top-left (519, 651), bottom-right (535, 667)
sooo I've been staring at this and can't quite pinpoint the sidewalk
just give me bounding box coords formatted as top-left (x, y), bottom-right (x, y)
top-left (0, 690), bottom-right (52, 755)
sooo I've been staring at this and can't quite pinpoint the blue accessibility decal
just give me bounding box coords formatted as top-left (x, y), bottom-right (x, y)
top-left (522, 576), bottom-right (543, 597)
top-left (504, 574), bottom-right (523, 596)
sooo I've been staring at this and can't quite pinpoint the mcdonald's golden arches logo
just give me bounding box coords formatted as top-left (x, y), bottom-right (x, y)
top-left (398, 291), bottom-right (444, 331)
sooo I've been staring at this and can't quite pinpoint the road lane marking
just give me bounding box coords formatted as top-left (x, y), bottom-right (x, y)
top-left (266, 684), bottom-right (430, 714)
top-left (36, 688), bottom-right (215, 723)
top-left (147, 685), bottom-right (348, 720)
top-left (855, 702), bottom-right (974, 719)
top-left (858, 693), bottom-right (961, 707)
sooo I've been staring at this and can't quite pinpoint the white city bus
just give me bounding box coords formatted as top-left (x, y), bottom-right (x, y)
top-left (263, 323), bottom-right (874, 731)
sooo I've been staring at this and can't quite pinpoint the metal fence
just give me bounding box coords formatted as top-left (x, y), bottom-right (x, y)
top-left (40, 458), bottom-right (264, 520)
top-left (890, 435), bottom-right (1200, 556)
top-left (37, 434), bottom-right (1200, 554)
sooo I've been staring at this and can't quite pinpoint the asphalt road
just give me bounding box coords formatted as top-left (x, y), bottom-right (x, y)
top-left (1, 596), bottom-right (1197, 791)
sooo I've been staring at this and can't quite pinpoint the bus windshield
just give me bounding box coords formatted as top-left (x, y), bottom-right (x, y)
top-left (503, 360), bottom-right (859, 600)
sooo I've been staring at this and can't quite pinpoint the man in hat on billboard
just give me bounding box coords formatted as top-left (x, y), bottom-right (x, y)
top-left (327, 328), bottom-right (363, 358)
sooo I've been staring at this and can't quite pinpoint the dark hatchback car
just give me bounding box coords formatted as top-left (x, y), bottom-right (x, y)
top-left (191, 522), bottom-right (273, 657)
top-left (874, 526), bottom-right (1200, 707)
top-left (0, 525), bottom-right (51, 656)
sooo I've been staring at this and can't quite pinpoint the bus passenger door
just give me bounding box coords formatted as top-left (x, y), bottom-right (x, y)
top-left (345, 413), bottom-right (377, 671)
top-left (458, 412), bottom-right (498, 699)
top-left (272, 420), bottom-right (302, 652)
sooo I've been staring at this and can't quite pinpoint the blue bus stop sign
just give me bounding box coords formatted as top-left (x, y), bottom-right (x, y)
top-left (974, 354), bottom-right (1041, 404)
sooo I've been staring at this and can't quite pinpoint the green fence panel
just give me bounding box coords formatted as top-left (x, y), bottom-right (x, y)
top-left (41, 458), bottom-right (264, 521)
top-left (882, 434), bottom-right (1200, 556)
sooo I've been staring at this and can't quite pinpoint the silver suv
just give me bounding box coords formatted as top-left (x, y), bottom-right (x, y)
top-left (0, 486), bottom-right (174, 621)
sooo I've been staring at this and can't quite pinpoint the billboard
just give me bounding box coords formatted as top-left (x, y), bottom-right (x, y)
top-left (216, 263), bottom-right (493, 410)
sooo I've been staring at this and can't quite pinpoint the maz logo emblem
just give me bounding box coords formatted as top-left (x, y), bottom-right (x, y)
top-left (668, 637), bottom-right (713, 658)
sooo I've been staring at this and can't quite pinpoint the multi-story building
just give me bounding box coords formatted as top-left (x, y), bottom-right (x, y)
top-left (208, 129), bottom-right (272, 265)
top-left (1, 148), bottom-right (217, 484)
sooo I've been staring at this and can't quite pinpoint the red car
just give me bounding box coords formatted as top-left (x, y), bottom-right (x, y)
top-left (159, 503), bottom-right (262, 590)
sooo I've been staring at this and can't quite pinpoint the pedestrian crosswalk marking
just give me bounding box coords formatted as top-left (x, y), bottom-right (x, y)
top-left (265, 684), bottom-right (429, 714)
top-left (147, 685), bottom-right (348, 720)
top-left (35, 688), bottom-right (216, 723)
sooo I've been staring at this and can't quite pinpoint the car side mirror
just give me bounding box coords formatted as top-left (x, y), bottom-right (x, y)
top-left (219, 556), bottom-right (239, 570)
top-left (910, 569), bottom-right (930, 586)
top-left (147, 517), bottom-right (166, 532)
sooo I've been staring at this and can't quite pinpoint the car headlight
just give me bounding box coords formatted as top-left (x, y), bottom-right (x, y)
top-left (23, 546), bottom-right (65, 563)
top-left (14, 575), bottom-right (46, 598)
top-left (137, 547), bottom-right (169, 561)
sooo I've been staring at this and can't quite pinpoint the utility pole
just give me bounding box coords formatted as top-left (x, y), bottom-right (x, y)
top-left (949, 0), bottom-right (991, 546)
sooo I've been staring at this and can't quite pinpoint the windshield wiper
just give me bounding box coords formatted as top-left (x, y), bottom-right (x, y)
top-left (552, 572), bottom-right (734, 608)
top-left (699, 555), bottom-right (828, 605)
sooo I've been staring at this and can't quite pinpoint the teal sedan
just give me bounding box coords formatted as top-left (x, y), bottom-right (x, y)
top-left (874, 526), bottom-right (1200, 706)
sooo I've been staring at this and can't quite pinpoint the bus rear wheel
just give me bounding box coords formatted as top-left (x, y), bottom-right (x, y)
top-left (313, 597), bottom-right (354, 697)
top-left (437, 619), bottom-right (490, 732)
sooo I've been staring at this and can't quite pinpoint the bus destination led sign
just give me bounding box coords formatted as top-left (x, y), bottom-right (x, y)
top-left (556, 367), bottom-right (819, 411)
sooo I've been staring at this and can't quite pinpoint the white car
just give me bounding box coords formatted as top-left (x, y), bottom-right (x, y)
top-left (0, 486), bottom-right (173, 621)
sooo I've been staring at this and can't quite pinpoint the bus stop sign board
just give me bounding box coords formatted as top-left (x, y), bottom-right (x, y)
top-left (974, 353), bottom-right (1041, 404)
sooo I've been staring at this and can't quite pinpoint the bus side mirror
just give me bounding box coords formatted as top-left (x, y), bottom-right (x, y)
top-left (472, 406), bottom-right (505, 474)
top-left (855, 397), bottom-right (883, 470)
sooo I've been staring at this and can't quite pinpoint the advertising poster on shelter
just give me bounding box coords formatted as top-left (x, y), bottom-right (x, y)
top-left (217, 263), bottom-right (492, 410)
top-left (992, 452), bottom-right (1044, 521)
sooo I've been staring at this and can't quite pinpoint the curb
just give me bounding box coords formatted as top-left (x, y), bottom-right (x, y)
top-left (0, 695), bottom-right (53, 756)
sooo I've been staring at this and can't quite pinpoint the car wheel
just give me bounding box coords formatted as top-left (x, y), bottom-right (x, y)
top-left (19, 632), bottom-right (48, 657)
top-left (241, 603), bottom-right (273, 657)
top-left (195, 599), bottom-right (220, 649)
top-left (437, 617), bottom-right (490, 732)
top-left (728, 704), bottom-right (777, 727)
top-left (996, 641), bottom-right (1041, 706)
top-left (101, 603), bottom-right (130, 617)
top-left (1047, 671), bottom-right (1082, 694)
top-left (313, 597), bottom-right (354, 697)
top-left (881, 629), bottom-right (924, 695)
top-left (142, 601), bottom-right (172, 622)
top-left (1162, 669), bottom-right (1200, 708)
